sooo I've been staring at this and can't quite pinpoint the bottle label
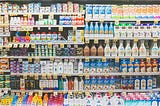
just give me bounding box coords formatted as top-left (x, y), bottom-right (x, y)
top-left (122, 63), bottom-right (127, 72)
top-left (141, 79), bottom-right (146, 90)
top-left (128, 64), bottom-right (133, 72)
top-left (134, 79), bottom-right (140, 90)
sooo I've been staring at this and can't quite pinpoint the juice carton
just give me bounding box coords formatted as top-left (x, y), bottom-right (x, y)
top-left (103, 60), bottom-right (109, 73)
top-left (90, 59), bottom-right (96, 73)
top-left (153, 5), bottom-right (159, 18)
top-left (105, 5), bottom-right (112, 19)
top-left (135, 5), bottom-right (141, 18)
top-left (84, 61), bottom-right (90, 73)
top-left (110, 76), bottom-right (116, 90)
top-left (120, 59), bottom-right (127, 72)
top-left (123, 5), bottom-right (129, 19)
top-left (147, 5), bottom-right (154, 19)
top-left (90, 76), bottom-right (97, 90)
top-left (86, 4), bottom-right (93, 19)
top-left (145, 24), bottom-right (152, 38)
top-left (84, 78), bottom-right (90, 90)
top-left (121, 76), bottom-right (128, 89)
top-left (134, 77), bottom-right (140, 90)
top-left (141, 5), bottom-right (147, 18)
top-left (127, 23), bottom-right (133, 38)
top-left (97, 76), bottom-right (103, 90)
top-left (128, 77), bottom-right (134, 89)
top-left (96, 59), bottom-right (103, 73)
top-left (93, 5), bottom-right (99, 19)
top-left (114, 23), bottom-right (120, 37)
top-left (127, 59), bottom-right (134, 72)
top-left (129, 5), bottom-right (135, 19)
top-left (140, 76), bottom-right (146, 90)
top-left (99, 5), bottom-right (105, 19)
top-left (111, 5), bottom-right (117, 19)
top-left (133, 59), bottom-right (140, 72)
top-left (103, 76), bottom-right (110, 90)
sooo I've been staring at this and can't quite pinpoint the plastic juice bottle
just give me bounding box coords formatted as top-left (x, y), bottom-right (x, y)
top-left (58, 59), bottom-right (64, 74)
top-left (68, 59), bottom-right (74, 74)
top-left (125, 40), bottom-right (131, 56)
top-left (74, 77), bottom-right (78, 90)
top-left (79, 77), bottom-right (84, 90)
top-left (85, 22), bottom-right (89, 34)
top-left (48, 94), bottom-right (53, 106)
top-left (118, 40), bottom-right (124, 56)
top-left (63, 94), bottom-right (69, 106)
top-left (58, 77), bottom-right (64, 90)
top-left (90, 22), bottom-right (94, 34)
top-left (109, 22), bottom-right (114, 35)
top-left (78, 59), bottom-right (83, 74)
top-left (98, 43), bottom-right (104, 56)
top-left (43, 94), bottom-right (48, 106)
top-left (104, 22), bottom-right (109, 34)
top-left (127, 59), bottom-right (134, 72)
top-left (68, 77), bottom-right (74, 90)
top-left (111, 41), bottom-right (117, 56)
top-left (91, 44), bottom-right (97, 56)
top-left (63, 77), bottom-right (68, 91)
top-left (84, 44), bottom-right (90, 56)
top-left (139, 40), bottom-right (146, 56)
top-left (140, 59), bottom-right (146, 72)
top-left (152, 59), bottom-right (158, 72)
top-left (100, 22), bottom-right (104, 34)
top-left (104, 40), bottom-right (110, 56)
top-left (94, 22), bottom-right (99, 34)
top-left (63, 59), bottom-right (68, 74)
top-left (134, 59), bottom-right (140, 72)
top-left (151, 40), bottom-right (159, 56)
top-left (132, 40), bottom-right (138, 56)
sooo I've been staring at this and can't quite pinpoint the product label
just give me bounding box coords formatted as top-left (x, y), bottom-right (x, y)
top-left (90, 62), bottom-right (96, 73)
top-left (84, 62), bottom-right (90, 73)
top-left (134, 79), bottom-right (140, 90)
top-left (128, 63), bottom-right (133, 72)
top-left (97, 62), bottom-right (103, 73)
top-left (141, 79), bottom-right (146, 90)
top-left (121, 63), bottom-right (127, 72)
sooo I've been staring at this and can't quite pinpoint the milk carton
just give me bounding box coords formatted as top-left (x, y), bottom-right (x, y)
top-left (86, 4), bottom-right (93, 19)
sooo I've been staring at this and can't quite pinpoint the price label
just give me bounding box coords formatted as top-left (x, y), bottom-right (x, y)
top-left (48, 27), bottom-right (51, 30)
top-left (35, 57), bottom-right (40, 62)
top-left (23, 74), bottom-right (27, 79)
top-left (19, 44), bottom-right (24, 48)
top-left (28, 57), bottom-right (32, 62)
top-left (79, 74), bottom-right (83, 77)
top-left (0, 46), bottom-right (2, 50)
top-left (134, 37), bottom-right (138, 42)
top-left (94, 38), bottom-right (98, 44)
top-left (85, 57), bottom-right (89, 62)
top-left (48, 43), bottom-right (52, 48)
top-left (85, 38), bottom-right (89, 44)
top-left (115, 20), bottom-right (119, 25)
top-left (13, 44), bottom-right (18, 48)
top-left (8, 43), bottom-right (12, 48)
top-left (38, 27), bottom-right (40, 30)
top-left (153, 38), bottom-right (158, 42)
top-left (102, 57), bottom-right (106, 62)
top-left (114, 38), bottom-right (118, 42)
top-left (62, 74), bottom-right (66, 78)
top-left (104, 73), bottom-right (109, 77)
top-left (58, 26), bottom-right (63, 31)
top-left (100, 19), bottom-right (104, 22)
top-left (42, 74), bottom-right (46, 79)
top-left (25, 44), bottom-right (30, 48)
top-left (85, 91), bottom-right (90, 96)
top-left (31, 44), bottom-right (36, 48)
top-left (34, 74), bottom-right (38, 80)
top-left (72, 36), bottom-right (76, 42)
top-left (136, 20), bottom-right (140, 25)
top-left (50, 57), bottom-right (54, 61)
top-left (73, 26), bottom-right (77, 30)
top-left (85, 19), bottom-right (89, 22)
top-left (28, 26), bottom-right (33, 31)
top-left (28, 14), bottom-right (32, 18)
top-left (154, 19), bottom-right (158, 24)
top-left (108, 90), bottom-right (113, 96)
top-left (80, 36), bottom-right (84, 42)
top-left (23, 14), bottom-right (28, 17)
top-left (38, 91), bottom-right (43, 97)
top-left (39, 14), bottom-right (43, 19)
top-left (115, 57), bottom-right (119, 62)
top-left (146, 57), bottom-right (150, 62)
top-left (85, 74), bottom-right (90, 79)
top-left (130, 57), bottom-right (134, 62)
top-left (49, 13), bottom-right (54, 19)
top-left (53, 74), bottom-right (58, 79)
top-left (60, 44), bottom-right (64, 48)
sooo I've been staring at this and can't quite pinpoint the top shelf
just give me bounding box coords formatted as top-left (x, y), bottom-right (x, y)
top-left (0, 12), bottom-right (85, 16)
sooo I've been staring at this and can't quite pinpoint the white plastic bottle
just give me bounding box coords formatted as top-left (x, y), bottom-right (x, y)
top-left (63, 59), bottom-right (68, 74)
top-left (63, 78), bottom-right (68, 91)
top-left (111, 41), bottom-right (117, 56)
top-left (132, 41), bottom-right (138, 56)
top-left (74, 77), bottom-right (78, 91)
top-left (53, 60), bottom-right (58, 74)
top-left (139, 40), bottom-right (146, 56)
top-left (94, 22), bottom-right (99, 34)
top-left (104, 40), bottom-right (110, 56)
top-left (78, 77), bottom-right (84, 90)
top-left (151, 40), bottom-right (159, 56)
top-left (68, 59), bottom-right (74, 74)
top-left (125, 40), bottom-right (131, 56)
top-left (58, 59), bottom-right (64, 74)
top-left (78, 59), bottom-right (83, 74)
top-left (118, 40), bottom-right (124, 56)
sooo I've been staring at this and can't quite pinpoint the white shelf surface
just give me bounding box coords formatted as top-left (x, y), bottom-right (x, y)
top-left (2, 56), bottom-right (160, 59)
top-left (10, 72), bottom-right (160, 76)
top-left (84, 34), bottom-right (160, 40)
top-left (0, 70), bottom-right (10, 72)
top-left (11, 88), bottom-right (160, 93)
top-left (0, 12), bottom-right (85, 15)
top-left (10, 25), bottom-right (85, 28)
top-left (8, 42), bottom-right (84, 45)
top-left (85, 18), bottom-right (159, 22)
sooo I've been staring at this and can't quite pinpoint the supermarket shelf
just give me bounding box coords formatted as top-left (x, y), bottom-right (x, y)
top-left (8, 42), bottom-right (84, 45)
top-left (1, 56), bottom-right (160, 59)
top-left (0, 88), bottom-right (11, 91)
top-left (84, 34), bottom-right (160, 40)
top-left (11, 88), bottom-right (160, 93)
top-left (10, 72), bottom-right (160, 76)
top-left (0, 34), bottom-right (10, 37)
top-left (0, 12), bottom-right (85, 15)
top-left (32, 25), bottom-right (85, 28)
top-left (85, 18), bottom-right (160, 22)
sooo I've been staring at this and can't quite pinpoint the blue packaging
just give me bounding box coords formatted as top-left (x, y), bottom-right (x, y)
top-left (84, 61), bottom-right (90, 73)
top-left (127, 59), bottom-right (134, 72)
top-left (133, 59), bottom-right (140, 72)
top-left (103, 60), bottom-right (109, 73)
top-left (96, 59), bottom-right (103, 73)
top-left (121, 77), bottom-right (128, 89)
top-left (128, 77), bottom-right (134, 89)
top-left (110, 76), bottom-right (116, 89)
top-left (109, 59), bottom-right (114, 72)
top-left (115, 77), bottom-right (121, 89)
top-left (99, 5), bottom-right (105, 18)
top-left (105, 6), bottom-right (112, 17)
top-left (114, 60), bottom-right (120, 72)
top-left (151, 97), bottom-right (158, 106)
top-left (84, 78), bottom-right (90, 90)
top-left (103, 76), bottom-right (110, 90)
top-left (90, 76), bottom-right (97, 90)
top-left (147, 76), bottom-right (153, 90)
top-left (120, 59), bottom-right (127, 72)
top-left (90, 59), bottom-right (96, 73)
top-left (158, 59), bottom-right (160, 72)
top-left (93, 5), bottom-right (99, 18)
top-left (97, 76), bottom-right (103, 90)
top-left (86, 4), bottom-right (93, 18)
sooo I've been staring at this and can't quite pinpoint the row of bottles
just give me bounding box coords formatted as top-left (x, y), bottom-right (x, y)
top-left (10, 75), bottom-right (158, 90)
top-left (10, 58), bottom-right (160, 74)
top-left (2, 92), bottom-right (160, 106)
top-left (84, 40), bottom-right (160, 56)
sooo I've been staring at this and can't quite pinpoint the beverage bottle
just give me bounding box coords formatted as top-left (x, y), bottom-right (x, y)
top-left (78, 59), bottom-right (83, 74)
top-left (84, 44), bottom-right (90, 56)
top-left (68, 77), bottom-right (74, 90)
top-left (79, 77), bottom-right (84, 90)
top-left (100, 22), bottom-right (104, 34)
top-left (53, 60), bottom-right (58, 74)
top-left (63, 77), bottom-right (68, 91)
top-left (58, 59), bottom-right (64, 74)
top-left (43, 94), bottom-right (48, 106)
top-left (85, 22), bottom-right (89, 34)
top-left (104, 40), bottom-right (110, 56)
top-left (111, 41), bottom-right (117, 56)
top-left (94, 22), bottom-right (99, 34)
top-left (118, 40), bottom-right (124, 56)
top-left (63, 59), bottom-right (68, 74)
top-left (98, 43), bottom-right (104, 56)
top-left (91, 44), bottom-right (97, 56)
top-left (152, 59), bottom-right (158, 72)
top-left (63, 94), bottom-right (69, 106)
top-left (132, 40), bottom-right (138, 56)
top-left (140, 59), bottom-right (146, 72)
top-left (125, 40), bottom-right (131, 56)
top-left (151, 40), bottom-right (159, 56)
top-left (104, 22), bottom-right (109, 34)
top-left (109, 22), bottom-right (114, 35)
top-left (73, 59), bottom-right (78, 73)
top-left (90, 22), bottom-right (94, 34)
top-left (139, 40), bottom-right (146, 56)
top-left (68, 59), bottom-right (74, 74)
top-left (58, 77), bottom-right (64, 90)
top-left (74, 77), bottom-right (78, 90)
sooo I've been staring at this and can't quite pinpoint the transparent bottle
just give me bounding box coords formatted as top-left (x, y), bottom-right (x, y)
top-left (118, 40), bottom-right (124, 56)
